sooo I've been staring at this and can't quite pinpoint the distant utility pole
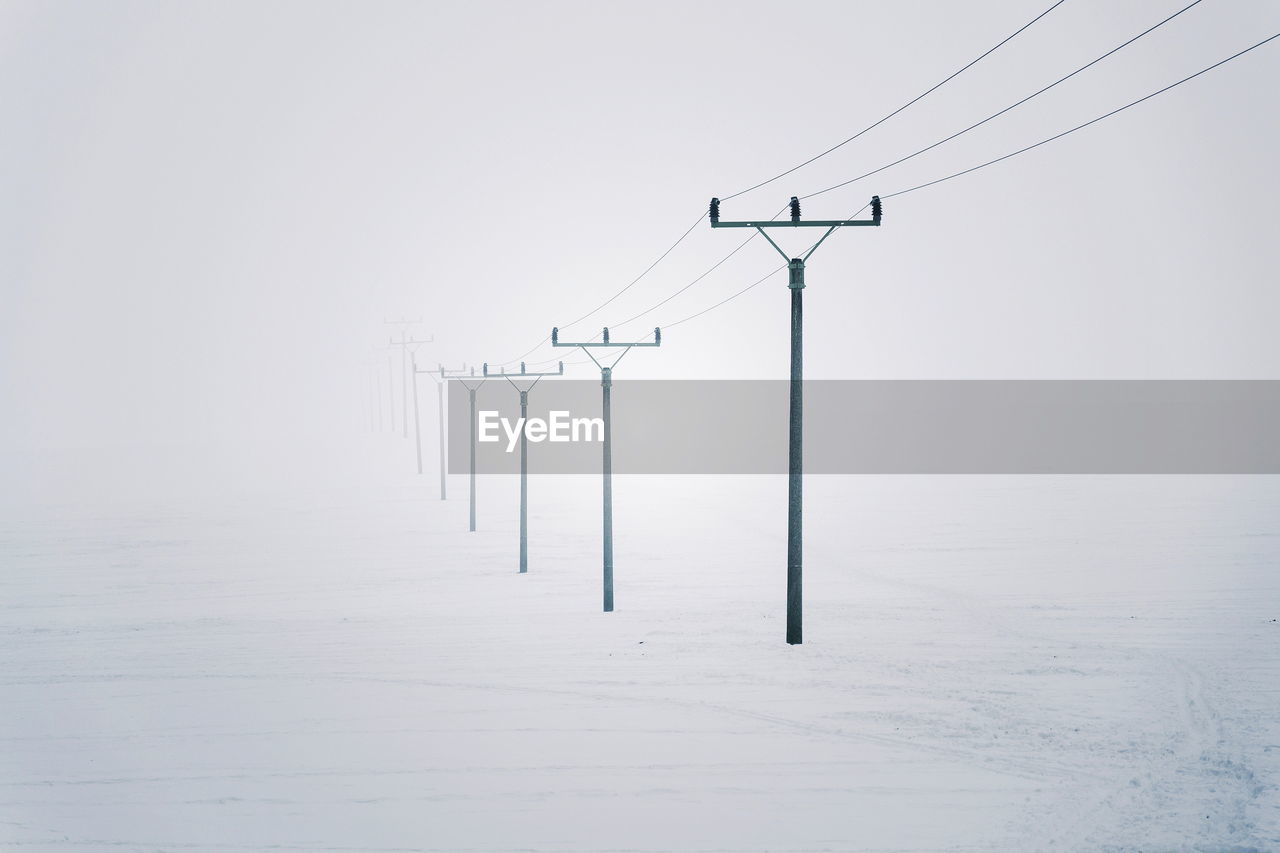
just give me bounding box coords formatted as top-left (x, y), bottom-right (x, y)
top-left (374, 358), bottom-right (385, 432)
top-left (709, 194), bottom-right (881, 645)
top-left (387, 352), bottom-right (396, 431)
top-left (451, 367), bottom-right (487, 532)
top-left (423, 362), bottom-right (468, 501)
top-left (409, 350), bottom-right (428, 475)
top-left (483, 360), bottom-right (564, 574)
top-left (552, 326), bottom-right (661, 612)
top-left (385, 318), bottom-right (425, 438)
top-left (387, 334), bottom-right (432, 462)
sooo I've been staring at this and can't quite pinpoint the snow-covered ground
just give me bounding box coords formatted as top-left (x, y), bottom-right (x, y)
top-left (2, 447), bottom-right (1278, 851)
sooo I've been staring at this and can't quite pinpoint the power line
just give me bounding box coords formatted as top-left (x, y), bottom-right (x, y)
top-left (721, 0), bottom-right (1069, 202)
top-left (610, 232), bottom-right (758, 327)
top-left (663, 264), bottom-right (788, 330)
top-left (883, 30), bottom-right (1280, 201)
top-left (495, 211), bottom-right (703, 367)
top-left (658, 28), bottom-right (1280, 331)
top-left (498, 1), bottom-right (1070, 366)
top-left (515, 208), bottom-right (781, 360)
top-left (801, 0), bottom-right (1204, 201)
top-left (558, 211), bottom-right (704, 329)
top-left (573, 0), bottom-right (1140, 337)
top-left (607, 205), bottom-right (789, 330)
top-left (608, 0), bottom-right (1192, 338)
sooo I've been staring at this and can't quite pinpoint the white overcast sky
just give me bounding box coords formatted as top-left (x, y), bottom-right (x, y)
top-left (2, 0), bottom-right (1278, 488)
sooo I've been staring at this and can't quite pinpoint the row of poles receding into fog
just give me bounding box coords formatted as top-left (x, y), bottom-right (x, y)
top-left (358, 2), bottom-right (1280, 642)
top-left (366, 194), bottom-right (882, 644)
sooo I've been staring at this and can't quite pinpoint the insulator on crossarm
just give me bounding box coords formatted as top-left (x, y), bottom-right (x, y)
top-left (557, 361), bottom-right (564, 374)
top-left (520, 362), bottom-right (526, 374)
top-left (790, 196), bottom-right (801, 222)
top-left (483, 362), bottom-right (489, 376)
top-left (654, 327), bottom-right (661, 345)
top-left (551, 327), bottom-right (558, 345)
top-left (871, 195), bottom-right (882, 223)
top-left (602, 327), bottom-right (610, 344)
top-left (709, 197), bottom-right (720, 225)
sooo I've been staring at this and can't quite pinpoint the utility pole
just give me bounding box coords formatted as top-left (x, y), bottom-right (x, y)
top-left (375, 342), bottom-right (397, 433)
top-left (447, 367), bottom-right (487, 532)
top-left (483, 360), bottom-right (564, 574)
top-left (387, 324), bottom-right (431, 440)
top-left (385, 318), bottom-right (424, 438)
top-left (552, 326), bottom-right (661, 612)
top-left (387, 352), bottom-right (396, 432)
top-left (424, 362), bottom-right (468, 500)
top-left (387, 334), bottom-right (432, 466)
top-left (375, 358), bottom-right (385, 432)
top-left (709, 194), bottom-right (881, 644)
top-left (410, 351), bottom-right (425, 474)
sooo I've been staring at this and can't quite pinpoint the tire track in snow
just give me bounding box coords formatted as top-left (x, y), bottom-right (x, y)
top-left (830, 549), bottom-right (1267, 850)
top-left (0, 669), bottom-right (1095, 788)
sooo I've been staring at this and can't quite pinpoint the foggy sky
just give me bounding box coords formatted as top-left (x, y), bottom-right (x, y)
top-left (3, 0), bottom-right (1277, 495)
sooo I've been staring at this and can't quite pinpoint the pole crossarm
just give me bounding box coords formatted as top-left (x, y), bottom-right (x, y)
top-left (551, 339), bottom-right (660, 347)
top-left (423, 363), bottom-right (469, 385)
top-left (432, 364), bottom-right (470, 378)
top-left (482, 361), bottom-right (565, 378)
top-left (712, 219), bottom-right (879, 228)
top-left (551, 326), bottom-right (661, 348)
top-left (709, 195), bottom-right (881, 231)
top-left (389, 335), bottom-right (435, 347)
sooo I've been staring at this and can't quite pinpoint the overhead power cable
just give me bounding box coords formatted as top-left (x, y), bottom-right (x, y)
top-left (659, 30), bottom-right (1280, 330)
top-left (494, 212), bottom-right (703, 366)
top-left (882, 31), bottom-right (1279, 200)
top-left (722, 0), bottom-right (1069, 202)
top-left (597, 0), bottom-right (1206, 338)
top-left (610, 233), bottom-right (758, 327)
top-left (553, 211), bottom-right (704, 330)
top-left (608, 204), bottom-right (789, 330)
top-left (801, 0), bottom-right (1204, 201)
top-left (663, 263), bottom-right (789, 330)
top-left (498, 2), bottom-right (1070, 365)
